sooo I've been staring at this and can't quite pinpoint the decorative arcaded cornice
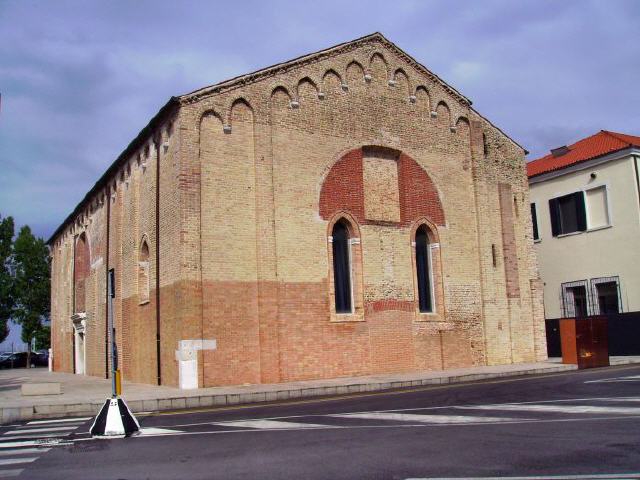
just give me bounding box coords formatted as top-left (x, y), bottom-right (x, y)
top-left (178, 32), bottom-right (471, 107)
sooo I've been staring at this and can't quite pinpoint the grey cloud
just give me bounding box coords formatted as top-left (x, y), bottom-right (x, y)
top-left (1, 0), bottom-right (638, 239)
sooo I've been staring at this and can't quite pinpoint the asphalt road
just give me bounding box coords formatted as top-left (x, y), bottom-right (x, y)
top-left (2, 364), bottom-right (640, 480)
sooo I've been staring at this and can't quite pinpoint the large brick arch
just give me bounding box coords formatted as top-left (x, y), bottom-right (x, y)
top-left (319, 147), bottom-right (445, 227)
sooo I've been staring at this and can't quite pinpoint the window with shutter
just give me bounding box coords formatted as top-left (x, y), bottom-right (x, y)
top-left (549, 191), bottom-right (586, 236)
top-left (530, 203), bottom-right (540, 241)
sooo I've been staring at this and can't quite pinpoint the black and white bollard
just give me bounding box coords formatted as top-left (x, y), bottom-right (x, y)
top-left (90, 397), bottom-right (140, 438)
top-left (90, 269), bottom-right (140, 438)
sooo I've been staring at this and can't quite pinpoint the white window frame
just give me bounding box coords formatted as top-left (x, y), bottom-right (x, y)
top-left (343, 237), bottom-right (359, 316)
top-left (582, 182), bottom-right (613, 231)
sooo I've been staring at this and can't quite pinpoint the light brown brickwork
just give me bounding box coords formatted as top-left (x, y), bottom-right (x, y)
top-left (48, 33), bottom-right (546, 388)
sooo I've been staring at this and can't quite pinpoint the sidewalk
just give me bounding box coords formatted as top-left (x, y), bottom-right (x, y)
top-left (1, 357), bottom-right (637, 424)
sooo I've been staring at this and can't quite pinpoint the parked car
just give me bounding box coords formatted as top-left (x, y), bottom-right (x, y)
top-left (0, 352), bottom-right (46, 369)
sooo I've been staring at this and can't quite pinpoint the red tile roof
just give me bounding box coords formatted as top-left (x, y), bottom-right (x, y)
top-left (527, 130), bottom-right (640, 178)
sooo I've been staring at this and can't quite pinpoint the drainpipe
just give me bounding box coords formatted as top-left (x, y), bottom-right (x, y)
top-left (633, 154), bottom-right (640, 213)
top-left (71, 235), bottom-right (76, 374)
top-left (155, 138), bottom-right (162, 386)
top-left (104, 185), bottom-right (111, 379)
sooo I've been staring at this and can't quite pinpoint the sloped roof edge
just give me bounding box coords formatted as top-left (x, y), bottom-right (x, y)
top-left (527, 129), bottom-right (640, 178)
top-left (178, 32), bottom-right (472, 106)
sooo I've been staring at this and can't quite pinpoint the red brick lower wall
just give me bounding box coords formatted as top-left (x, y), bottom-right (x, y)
top-left (54, 277), bottom-right (479, 387)
top-left (196, 279), bottom-right (476, 386)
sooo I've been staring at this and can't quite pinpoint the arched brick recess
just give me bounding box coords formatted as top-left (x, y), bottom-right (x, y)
top-left (397, 153), bottom-right (445, 226)
top-left (319, 148), bottom-right (365, 221)
top-left (319, 147), bottom-right (445, 227)
top-left (74, 232), bottom-right (90, 313)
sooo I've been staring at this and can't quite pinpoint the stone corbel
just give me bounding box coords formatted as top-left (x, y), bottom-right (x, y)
top-left (71, 312), bottom-right (87, 334)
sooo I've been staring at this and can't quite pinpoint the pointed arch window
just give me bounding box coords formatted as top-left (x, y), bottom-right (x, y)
top-left (332, 220), bottom-right (353, 313)
top-left (138, 239), bottom-right (150, 305)
top-left (415, 225), bottom-right (434, 313)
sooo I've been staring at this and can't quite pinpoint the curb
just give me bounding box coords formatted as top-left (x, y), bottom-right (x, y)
top-left (0, 364), bottom-right (578, 424)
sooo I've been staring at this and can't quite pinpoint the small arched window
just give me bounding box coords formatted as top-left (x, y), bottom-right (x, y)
top-left (415, 225), bottom-right (433, 313)
top-left (332, 220), bottom-right (353, 314)
top-left (138, 239), bottom-right (150, 304)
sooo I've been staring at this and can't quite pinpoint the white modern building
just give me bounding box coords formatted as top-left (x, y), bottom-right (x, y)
top-left (527, 130), bottom-right (640, 320)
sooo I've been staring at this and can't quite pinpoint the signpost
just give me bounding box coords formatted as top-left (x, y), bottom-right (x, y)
top-left (89, 269), bottom-right (140, 438)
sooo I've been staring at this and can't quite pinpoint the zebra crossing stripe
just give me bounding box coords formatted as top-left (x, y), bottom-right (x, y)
top-left (456, 404), bottom-right (640, 415)
top-left (0, 448), bottom-right (50, 457)
top-left (215, 419), bottom-right (337, 430)
top-left (0, 433), bottom-right (70, 442)
top-left (0, 469), bottom-right (23, 478)
top-left (6, 426), bottom-right (77, 434)
top-left (0, 457), bottom-right (37, 466)
top-left (27, 417), bottom-right (91, 425)
top-left (0, 441), bottom-right (44, 449)
top-left (331, 412), bottom-right (523, 424)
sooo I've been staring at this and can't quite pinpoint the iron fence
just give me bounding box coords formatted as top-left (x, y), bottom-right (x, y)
top-left (560, 276), bottom-right (623, 318)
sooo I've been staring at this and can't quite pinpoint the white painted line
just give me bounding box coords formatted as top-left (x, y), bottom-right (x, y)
top-left (331, 412), bottom-right (523, 424)
top-left (0, 457), bottom-right (37, 466)
top-left (585, 375), bottom-right (640, 384)
top-left (27, 417), bottom-right (91, 425)
top-left (0, 448), bottom-right (49, 457)
top-left (0, 469), bottom-right (23, 478)
top-left (6, 426), bottom-right (77, 434)
top-left (0, 441), bottom-right (43, 449)
top-left (588, 397), bottom-right (640, 403)
top-left (138, 428), bottom-right (184, 436)
top-left (0, 433), bottom-right (70, 441)
top-left (457, 404), bottom-right (640, 415)
top-left (406, 474), bottom-right (640, 479)
top-left (215, 419), bottom-right (335, 430)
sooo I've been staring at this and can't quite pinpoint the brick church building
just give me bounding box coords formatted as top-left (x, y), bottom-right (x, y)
top-left (48, 33), bottom-right (547, 389)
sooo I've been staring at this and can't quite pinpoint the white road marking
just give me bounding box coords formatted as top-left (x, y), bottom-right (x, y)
top-left (331, 412), bottom-right (524, 424)
top-left (27, 417), bottom-right (91, 425)
top-left (0, 448), bottom-right (49, 457)
top-left (0, 441), bottom-right (43, 449)
top-left (585, 375), bottom-right (640, 384)
top-left (588, 397), bottom-right (640, 402)
top-left (0, 457), bottom-right (37, 466)
top-left (407, 474), bottom-right (640, 479)
top-left (6, 426), bottom-right (77, 434)
top-left (0, 469), bottom-right (23, 478)
top-left (215, 419), bottom-right (337, 430)
top-left (457, 404), bottom-right (640, 415)
top-left (138, 428), bottom-right (184, 436)
top-left (0, 433), bottom-right (70, 442)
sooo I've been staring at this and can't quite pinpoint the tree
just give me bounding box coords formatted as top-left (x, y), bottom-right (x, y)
top-left (35, 324), bottom-right (51, 351)
top-left (12, 226), bottom-right (50, 366)
top-left (0, 214), bottom-right (15, 344)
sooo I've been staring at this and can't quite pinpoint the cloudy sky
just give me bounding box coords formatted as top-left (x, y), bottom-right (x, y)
top-left (1, 0), bottom-right (639, 240)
